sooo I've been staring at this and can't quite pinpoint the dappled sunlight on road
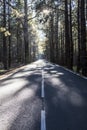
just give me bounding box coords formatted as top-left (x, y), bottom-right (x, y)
top-left (44, 71), bottom-right (64, 78)
top-left (0, 93), bottom-right (41, 130)
top-left (46, 76), bottom-right (85, 107)
top-left (0, 63), bottom-right (42, 130)
top-left (44, 64), bottom-right (86, 108)
top-left (0, 60), bottom-right (45, 80)
top-left (0, 60), bottom-right (87, 130)
top-left (0, 78), bottom-right (39, 130)
top-left (0, 79), bottom-right (29, 103)
top-left (69, 91), bottom-right (84, 106)
top-left (12, 71), bottom-right (31, 78)
top-left (34, 60), bottom-right (46, 67)
top-left (44, 63), bottom-right (87, 130)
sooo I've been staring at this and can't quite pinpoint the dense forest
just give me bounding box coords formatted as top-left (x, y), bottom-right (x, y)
top-left (0, 0), bottom-right (87, 76)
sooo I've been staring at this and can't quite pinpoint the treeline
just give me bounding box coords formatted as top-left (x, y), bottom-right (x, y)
top-left (0, 0), bottom-right (38, 70)
top-left (43, 0), bottom-right (87, 76)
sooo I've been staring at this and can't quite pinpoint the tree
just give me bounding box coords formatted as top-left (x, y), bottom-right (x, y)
top-left (80, 0), bottom-right (87, 76)
top-left (65, 0), bottom-right (71, 69)
top-left (3, 0), bottom-right (8, 69)
top-left (8, 0), bottom-right (11, 68)
top-left (69, 0), bottom-right (73, 70)
top-left (23, 0), bottom-right (29, 63)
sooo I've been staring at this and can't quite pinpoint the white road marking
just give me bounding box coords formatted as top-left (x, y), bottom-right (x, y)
top-left (41, 110), bottom-right (46, 130)
top-left (41, 70), bottom-right (45, 98)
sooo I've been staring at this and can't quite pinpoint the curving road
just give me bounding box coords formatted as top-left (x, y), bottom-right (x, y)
top-left (0, 60), bottom-right (87, 130)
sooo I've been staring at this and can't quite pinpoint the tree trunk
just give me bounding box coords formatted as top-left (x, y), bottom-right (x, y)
top-left (3, 0), bottom-right (8, 69)
top-left (77, 0), bottom-right (81, 72)
top-left (24, 0), bottom-right (29, 64)
top-left (69, 0), bottom-right (73, 70)
top-left (49, 13), bottom-right (54, 62)
top-left (8, 0), bottom-right (11, 68)
top-left (80, 0), bottom-right (87, 76)
top-left (65, 0), bottom-right (71, 68)
top-left (55, 10), bottom-right (59, 64)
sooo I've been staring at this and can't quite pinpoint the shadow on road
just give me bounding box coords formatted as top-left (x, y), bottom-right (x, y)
top-left (44, 64), bottom-right (87, 130)
top-left (0, 67), bottom-right (42, 130)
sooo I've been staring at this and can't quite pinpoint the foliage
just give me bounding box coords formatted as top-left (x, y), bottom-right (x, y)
top-left (0, 27), bottom-right (11, 36)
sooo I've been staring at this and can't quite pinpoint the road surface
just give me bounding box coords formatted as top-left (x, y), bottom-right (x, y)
top-left (0, 60), bottom-right (87, 130)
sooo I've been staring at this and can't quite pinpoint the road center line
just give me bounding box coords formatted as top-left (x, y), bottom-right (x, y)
top-left (41, 110), bottom-right (46, 130)
top-left (41, 69), bottom-right (46, 130)
top-left (41, 69), bottom-right (45, 98)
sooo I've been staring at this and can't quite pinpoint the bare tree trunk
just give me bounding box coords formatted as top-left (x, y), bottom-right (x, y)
top-left (80, 0), bottom-right (87, 76)
top-left (8, 0), bottom-right (11, 68)
top-left (3, 0), bottom-right (8, 69)
top-left (49, 13), bottom-right (54, 62)
top-left (77, 0), bottom-right (81, 72)
top-left (69, 0), bottom-right (73, 70)
top-left (65, 0), bottom-right (71, 68)
top-left (55, 10), bottom-right (59, 64)
top-left (24, 0), bottom-right (29, 64)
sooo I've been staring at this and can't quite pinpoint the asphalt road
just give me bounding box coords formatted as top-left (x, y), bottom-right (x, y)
top-left (0, 60), bottom-right (87, 130)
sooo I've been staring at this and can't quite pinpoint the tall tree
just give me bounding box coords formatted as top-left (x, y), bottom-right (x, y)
top-left (80, 0), bottom-right (87, 76)
top-left (54, 9), bottom-right (59, 64)
top-left (65, 0), bottom-right (71, 69)
top-left (77, 0), bottom-right (81, 72)
top-left (24, 0), bottom-right (29, 63)
top-left (69, 0), bottom-right (73, 69)
top-left (8, 0), bottom-right (11, 68)
top-left (3, 0), bottom-right (8, 69)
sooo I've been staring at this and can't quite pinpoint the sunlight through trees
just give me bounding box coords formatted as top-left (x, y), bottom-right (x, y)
top-left (0, 0), bottom-right (87, 76)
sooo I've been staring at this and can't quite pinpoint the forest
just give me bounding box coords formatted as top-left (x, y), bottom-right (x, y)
top-left (0, 0), bottom-right (87, 76)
